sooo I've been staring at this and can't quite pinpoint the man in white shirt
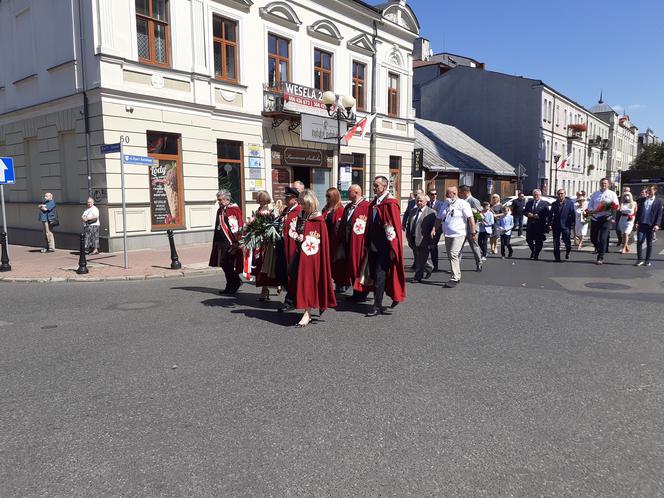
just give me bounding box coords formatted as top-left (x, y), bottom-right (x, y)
top-left (439, 186), bottom-right (476, 287)
top-left (81, 197), bottom-right (101, 254)
top-left (587, 178), bottom-right (619, 265)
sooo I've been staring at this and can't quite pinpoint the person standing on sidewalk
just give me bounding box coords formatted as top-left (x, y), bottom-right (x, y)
top-left (38, 192), bottom-right (58, 253)
top-left (81, 197), bottom-right (100, 254)
top-left (458, 185), bottom-right (484, 272)
top-left (439, 186), bottom-right (476, 288)
top-left (587, 178), bottom-right (619, 265)
top-left (634, 185), bottom-right (662, 267)
top-left (511, 192), bottom-right (526, 237)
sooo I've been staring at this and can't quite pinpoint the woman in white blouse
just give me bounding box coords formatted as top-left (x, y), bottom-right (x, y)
top-left (81, 197), bottom-right (100, 254)
top-left (574, 192), bottom-right (588, 250)
top-left (618, 192), bottom-right (637, 254)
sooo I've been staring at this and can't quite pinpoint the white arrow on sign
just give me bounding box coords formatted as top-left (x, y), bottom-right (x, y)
top-left (0, 160), bottom-right (7, 183)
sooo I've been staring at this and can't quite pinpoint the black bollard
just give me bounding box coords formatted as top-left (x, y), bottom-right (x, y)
top-left (0, 232), bottom-right (11, 272)
top-left (167, 229), bottom-right (182, 270)
top-left (75, 233), bottom-right (89, 274)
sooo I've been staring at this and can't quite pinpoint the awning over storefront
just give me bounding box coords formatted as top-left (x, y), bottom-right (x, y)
top-left (415, 119), bottom-right (516, 176)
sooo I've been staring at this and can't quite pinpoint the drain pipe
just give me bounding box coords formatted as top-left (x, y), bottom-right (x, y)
top-left (76, 0), bottom-right (93, 197)
top-left (369, 20), bottom-right (379, 185)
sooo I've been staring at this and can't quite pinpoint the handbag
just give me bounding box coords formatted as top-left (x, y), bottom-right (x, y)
top-left (358, 254), bottom-right (374, 287)
top-left (49, 216), bottom-right (60, 228)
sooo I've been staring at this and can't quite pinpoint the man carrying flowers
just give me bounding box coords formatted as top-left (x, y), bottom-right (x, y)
top-left (586, 178), bottom-right (619, 265)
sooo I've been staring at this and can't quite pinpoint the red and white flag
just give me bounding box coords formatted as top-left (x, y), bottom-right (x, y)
top-left (343, 113), bottom-right (376, 143)
top-left (559, 152), bottom-right (572, 170)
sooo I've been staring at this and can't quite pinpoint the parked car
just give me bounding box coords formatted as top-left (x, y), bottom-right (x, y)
top-left (501, 195), bottom-right (556, 228)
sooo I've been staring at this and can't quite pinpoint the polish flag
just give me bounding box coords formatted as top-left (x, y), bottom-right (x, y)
top-left (343, 114), bottom-right (376, 142)
top-left (559, 152), bottom-right (572, 170)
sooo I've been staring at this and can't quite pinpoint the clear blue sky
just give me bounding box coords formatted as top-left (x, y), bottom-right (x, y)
top-left (406, 0), bottom-right (664, 135)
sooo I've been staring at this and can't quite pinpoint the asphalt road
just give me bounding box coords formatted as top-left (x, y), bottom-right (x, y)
top-left (1, 240), bottom-right (663, 496)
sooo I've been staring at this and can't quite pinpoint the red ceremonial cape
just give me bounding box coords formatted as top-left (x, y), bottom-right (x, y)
top-left (339, 199), bottom-right (370, 289)
top-left (364, 196), bottom-right (406, 303)
top-left (209, 204), bottom-right (244, 271)
top-left (322, 206), bottom-right (345, 284)
top-left (295, 215), bottom-right (337, 311)
top-left (282, 204), bottom-right (303, 265)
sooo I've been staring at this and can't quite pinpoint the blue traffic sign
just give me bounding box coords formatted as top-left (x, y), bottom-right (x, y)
top-left (0, 157), bottom-right (15, 184)
top-left (123, 155), bottom-right (154, 166)
top-left (100, 143), bottom-right (121, 154)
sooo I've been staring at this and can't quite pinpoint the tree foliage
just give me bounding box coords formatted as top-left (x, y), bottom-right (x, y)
top-left (631, 143), bottom-right (664, 170)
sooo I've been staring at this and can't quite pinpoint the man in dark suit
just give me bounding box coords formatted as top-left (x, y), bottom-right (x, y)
top-left (523, 189), bottom-right (550, 260)
top-left (407, 193), bottom-right (437, 282)
top-left (548, 188), bottom-right (576, 262)
top-left (427, 189), bottom-right (443, 271)
top-left (402, 189), bottom-right (423, 270)
top-left (634, 185), bottom-right (663, 267)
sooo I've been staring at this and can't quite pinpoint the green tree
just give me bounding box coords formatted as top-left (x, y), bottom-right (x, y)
top-left (631, 143), bottom-right (664, 170)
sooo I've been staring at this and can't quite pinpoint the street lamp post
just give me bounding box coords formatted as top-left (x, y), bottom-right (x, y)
top-left (322, 91), bottom-right (356, 192)
top-left (552, 153), bottom-right (561, 195)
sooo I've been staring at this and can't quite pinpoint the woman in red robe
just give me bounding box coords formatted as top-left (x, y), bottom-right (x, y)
top-left (293, 189), bottom-right (337, 327)
top-left (321, 187), bottom-right (346, 290)
top-left (249, 190), bottom-right (281, 301)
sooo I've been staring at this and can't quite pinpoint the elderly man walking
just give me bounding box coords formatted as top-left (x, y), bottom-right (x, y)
top-left (458, 185), bottom-right (484, 271)
top-left (406, 193), bottom-right (436, 283)
top-left (438, 186), bottom-right (476, 288)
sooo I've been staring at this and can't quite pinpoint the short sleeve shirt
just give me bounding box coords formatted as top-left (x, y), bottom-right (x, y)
top-left (440, 198), bottom-right (473, 238)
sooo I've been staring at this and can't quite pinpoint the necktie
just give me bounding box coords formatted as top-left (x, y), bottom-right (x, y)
top-left (412, 210), bottom-right (421, 236)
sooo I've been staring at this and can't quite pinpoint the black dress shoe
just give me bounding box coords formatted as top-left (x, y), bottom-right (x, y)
top-left (425, 268), bottom-right (433, 279)
top-left (529, 253), bottom-right (535, 260)
top-left (390, 301), bottom-right (399, 309)
top-left (554, 258), bottom-right (562, 262)
top-left (278, 302), bottom-right (294, 313)
top-left (366, 308), bottom-right (380, 317)
top-left (219, 288), bottom-right (229, 295)
top-left (443, 280), bottom-right (458, 288)
top-left (565, 250), bottom-right (571, 259)
top-left (412, 278), bottom-right (422, 283)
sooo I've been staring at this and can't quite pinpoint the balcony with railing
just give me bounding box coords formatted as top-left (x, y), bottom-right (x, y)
top-left (567, 123), bottom-right (587, 141)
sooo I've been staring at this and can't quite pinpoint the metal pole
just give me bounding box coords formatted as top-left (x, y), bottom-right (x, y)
top-left (1, 184), bottom-right (7, 246)
top-left (337, 111), bottom-right (342, 191)
top-left (120, 139), bottom-right (128, 269)
top-left (75, 232), bottom-right (89, 274)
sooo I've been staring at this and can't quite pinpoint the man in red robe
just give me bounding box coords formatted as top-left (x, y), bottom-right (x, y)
top-left (364, 176), bottom-right (406, 316)
top-left (209, 189), bottom-right (244, 294)
top-left (278, 186), bottom-right (303, 312)
top-left (338, 184), bottom-right (371, 302)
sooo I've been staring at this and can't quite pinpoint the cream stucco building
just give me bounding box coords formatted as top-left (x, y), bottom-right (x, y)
top-left (0, 0), bottom-right (420, 250)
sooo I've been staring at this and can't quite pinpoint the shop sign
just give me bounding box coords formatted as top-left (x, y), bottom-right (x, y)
top-left (339, 154), bottom-right (354, 165)
top-left (282, 147), bottom-right (325, 168)
top-left (301, 114), bottom-right (348, 146)
top-left (413, 148), bottom-right (424, 174)
top-left (281, 82), bottom-right (334, 117)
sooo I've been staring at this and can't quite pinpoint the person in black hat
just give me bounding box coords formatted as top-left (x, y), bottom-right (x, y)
top-left (278, 186), bottom-right (304, 312)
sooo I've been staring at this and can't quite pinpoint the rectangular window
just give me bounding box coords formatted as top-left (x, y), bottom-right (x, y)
top-left (217, 140), bottom-right (244, 211)
top-left (389, 155), bottom-right (401, 199)
top-left (388, 72), bottom-right (399, 117)
top-left (556, 105), bottom-right (560, 126)
top-left (147, 131), bottom-right (184, 229)
top-left (352, 61), bottom-right (366, 111)
top-left (313, 48), bottom-right (333, 91)
top-left (213, 15), bottom-right (238, 83)
top-left (136, 0), bottom-right (170, 66)
top-left (268, 33), bottom-right (289, 88)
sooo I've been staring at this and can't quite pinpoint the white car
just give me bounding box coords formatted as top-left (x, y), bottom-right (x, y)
top-left (501, 195), bottom-right (556, 228)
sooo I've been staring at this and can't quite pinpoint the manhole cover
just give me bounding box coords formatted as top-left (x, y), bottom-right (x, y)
top-left (109, 301), bottom-right (162, 311)
top-left (584, 282), bottom-right (632, 290)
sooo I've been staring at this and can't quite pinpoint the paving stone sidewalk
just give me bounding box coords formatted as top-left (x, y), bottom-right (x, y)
top-left (0, 243), bottom-right (221, 283)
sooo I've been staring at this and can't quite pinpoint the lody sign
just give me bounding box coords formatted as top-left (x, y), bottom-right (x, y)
top-left (300, 114), bottom-right (348, 146)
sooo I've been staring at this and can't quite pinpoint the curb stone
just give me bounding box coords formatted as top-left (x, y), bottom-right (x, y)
top-left (0, 267), bottom-right (220, 284)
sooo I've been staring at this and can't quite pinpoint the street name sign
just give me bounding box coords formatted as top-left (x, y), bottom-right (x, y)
top-left (124, 155), bottom-right (154, 166)
top-left (0, 157), bottom-right (16, 184)
top-left (100, 143), bottom-right (121, 154)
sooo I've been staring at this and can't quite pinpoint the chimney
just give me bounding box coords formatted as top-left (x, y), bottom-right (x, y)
top-left (413, 37), bottom-right (430, 61)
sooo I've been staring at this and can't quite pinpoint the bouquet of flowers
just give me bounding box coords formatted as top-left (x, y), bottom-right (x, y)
top-left (472, 209), bottom-right (483, 223)
top-left (241, 213), bottom-right (282, 251)
top-left (585, 201), bottom-right (618, 217)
